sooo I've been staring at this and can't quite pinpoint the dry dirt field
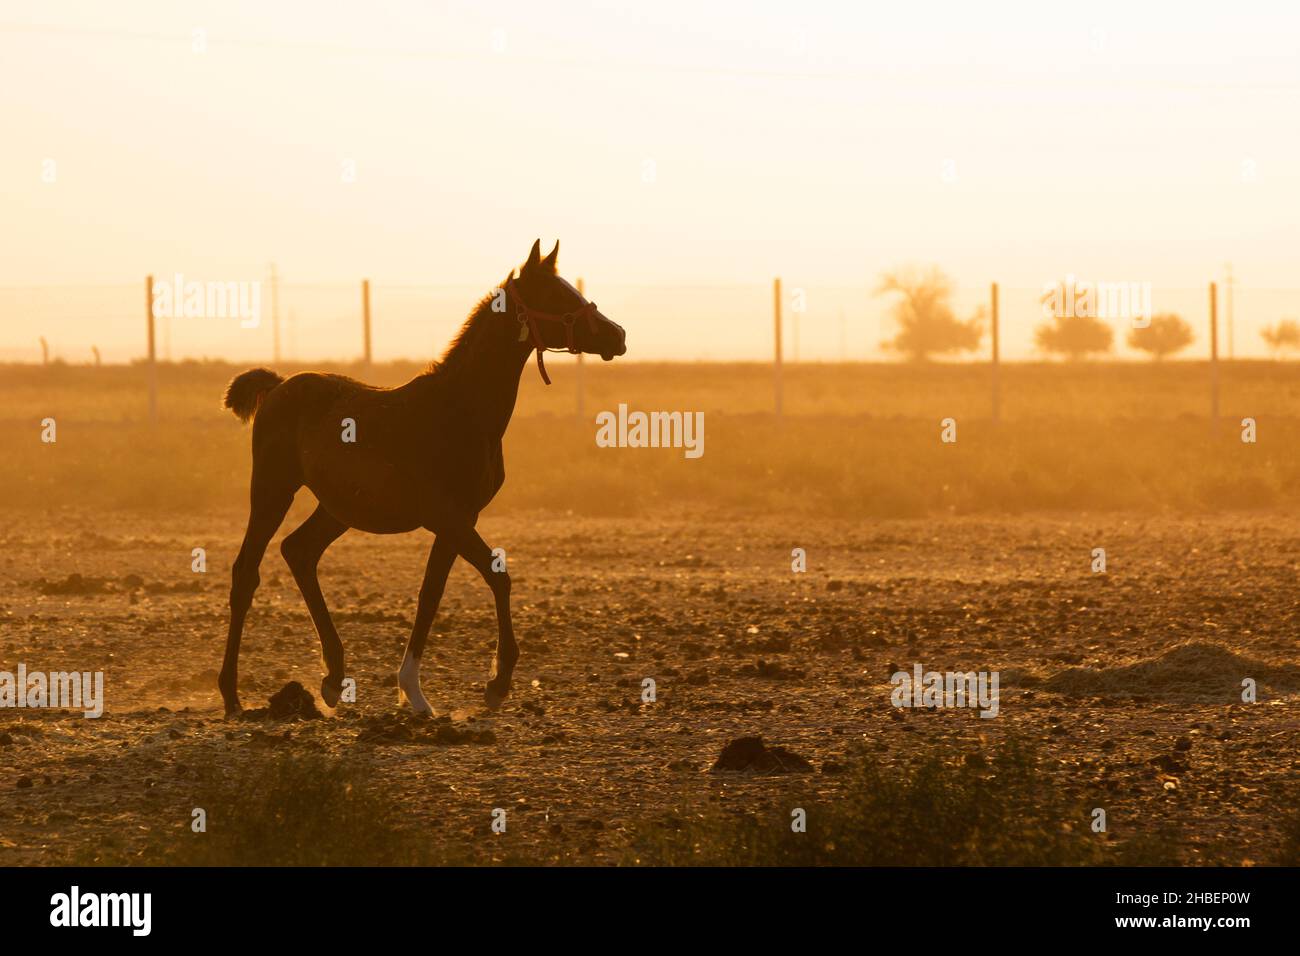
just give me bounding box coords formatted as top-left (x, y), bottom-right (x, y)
top-left (2, 361), bottom-right (1298, 865)
top-left (2, 505), bottom-right (1297, 865)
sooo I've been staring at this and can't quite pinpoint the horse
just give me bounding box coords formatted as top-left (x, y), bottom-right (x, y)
top-left (217, 240), bottom-right (626, 717)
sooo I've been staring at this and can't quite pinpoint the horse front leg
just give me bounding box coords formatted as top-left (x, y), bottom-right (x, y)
top-left (280, 504), bottom-right (350, 707)
top-left (398, 535), bottom-right (457, 714)
top-left (445, 525), bottom-right (517, 708)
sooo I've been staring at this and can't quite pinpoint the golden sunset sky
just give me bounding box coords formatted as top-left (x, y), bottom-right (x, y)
top-left (2, 0), bottom-right (1297, 361)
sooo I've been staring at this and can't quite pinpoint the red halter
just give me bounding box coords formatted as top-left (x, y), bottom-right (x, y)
top-left (505, 277), bottom-right (600, 385)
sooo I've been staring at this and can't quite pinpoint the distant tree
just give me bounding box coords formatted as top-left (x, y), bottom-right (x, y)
top-left (876, 266), bottom-right (983, 361)
top-left (1127, 313), bottom-right (1193, 360)
top-left (1036, 281), bottom-right (1113, 360)
top-left (1261, 319), bottom-right (1300, 358)
top-left (1035, 313), bottom-right (1113, 359)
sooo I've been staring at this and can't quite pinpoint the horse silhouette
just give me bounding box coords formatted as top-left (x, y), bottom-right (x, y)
top-left (218, 240), bottom-right (626, 717)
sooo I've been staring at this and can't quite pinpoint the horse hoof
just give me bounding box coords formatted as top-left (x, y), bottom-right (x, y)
top-left (223, 703), bottom-right (243, 719)
top-left (484, 680), bottom-right (511, 709)
top-left (321, 676), bottom-right (344, 709)
top-left (397, 686), bottom-right (433, 716)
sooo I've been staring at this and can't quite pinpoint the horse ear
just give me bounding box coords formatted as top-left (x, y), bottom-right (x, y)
top-left (541, 240), bottom-right (559, 273)
top-left (524, 239), bottom-right (542, 272)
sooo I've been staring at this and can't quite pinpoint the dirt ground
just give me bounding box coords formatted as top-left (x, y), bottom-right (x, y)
top-left (1, 507), bottom-right (1297, 864)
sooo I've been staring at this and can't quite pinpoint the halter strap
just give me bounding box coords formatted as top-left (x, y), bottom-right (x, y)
top-left (504, 277), bottom-right (600, 386)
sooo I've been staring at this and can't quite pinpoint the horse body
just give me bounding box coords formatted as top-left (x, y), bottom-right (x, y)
top-left (259, 372), bottom-right (502, 533)
top-left (217, 240), bottom-right (625, 716)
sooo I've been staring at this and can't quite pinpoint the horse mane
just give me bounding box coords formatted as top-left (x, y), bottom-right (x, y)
top-left (424, 279), bottom-right (511, 377)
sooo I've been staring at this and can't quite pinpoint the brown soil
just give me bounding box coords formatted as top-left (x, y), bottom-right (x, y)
top-left (1, 509), bottom-right (1296, 864)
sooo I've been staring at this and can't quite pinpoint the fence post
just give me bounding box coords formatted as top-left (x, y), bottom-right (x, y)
top-left (991, 282), bottom-right (1000, 423)
top-left (576, 278), bottom-right (586, 420)
top-left (145, 274), bottom-right (157, 424)
top-left (362, 278), bottom-right (372, 368)
top-left (1209, 281), bottom-right (1219, 427)
top-left (773, 277), bottom-right (783, 416)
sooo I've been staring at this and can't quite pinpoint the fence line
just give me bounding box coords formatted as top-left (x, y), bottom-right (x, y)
top-left (2, 278), bottom-right (1298, 369)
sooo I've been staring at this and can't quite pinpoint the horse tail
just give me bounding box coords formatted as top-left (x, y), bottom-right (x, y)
top-left (223, 367), bottom-right (284, 423)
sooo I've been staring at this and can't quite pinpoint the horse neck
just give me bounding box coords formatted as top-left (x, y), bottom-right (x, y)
top-left (436, 301), bottom-right (532, 437)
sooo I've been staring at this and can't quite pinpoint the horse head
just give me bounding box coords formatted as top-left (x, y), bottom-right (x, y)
top-left (508, 239), bottom-right (626, 364)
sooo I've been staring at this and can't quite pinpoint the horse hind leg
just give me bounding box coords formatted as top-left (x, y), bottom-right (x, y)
top-left (218, 475), bottom-right (296, 717)
top-left (399, 535), bottom-right (457, 714)
top-left (281, 504), bottom-right (350, 708)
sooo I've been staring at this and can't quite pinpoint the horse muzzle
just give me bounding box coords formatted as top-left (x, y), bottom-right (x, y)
top-left (599, 315), bottom-right (626, 361)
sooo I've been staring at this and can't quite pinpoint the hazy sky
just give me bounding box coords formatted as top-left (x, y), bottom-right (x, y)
top-left (2, 0), bottom-right (1297, 361)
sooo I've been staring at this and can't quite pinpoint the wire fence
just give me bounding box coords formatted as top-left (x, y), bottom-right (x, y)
top-left (1, 278), bottom-right (1296, 365)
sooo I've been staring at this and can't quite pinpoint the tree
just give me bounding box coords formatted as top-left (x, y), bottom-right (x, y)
top-left (1036, 281), bottom-right (1113, 360)
top-left (876, 266), bottom-right (983, 361)
top-left (1127, 313), bottom-right (1193, 360)
top-left (1261, 319), bottom-right (1300, 358)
